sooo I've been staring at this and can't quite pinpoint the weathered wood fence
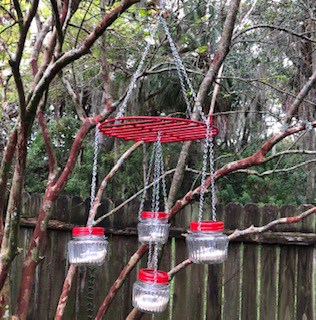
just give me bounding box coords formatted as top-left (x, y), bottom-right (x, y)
top-left (10, 194), bottom-right (315, 319)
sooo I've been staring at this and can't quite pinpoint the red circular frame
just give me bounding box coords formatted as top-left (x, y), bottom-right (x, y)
top-left (98, 116), bottom-right (218, 143)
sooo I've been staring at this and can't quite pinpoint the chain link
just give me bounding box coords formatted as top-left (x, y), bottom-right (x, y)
top-left (138, 142), bottom-right (157, 220)
top-left (153, 241), bottom-right (159, 283)
top-left (88, 127), bottom-right (99, 231)
top-left (198, 122), bottom-right (210, 229)
top-left (115, 17), bottom-right (161, 121)
top-left (87, 267), bottom-right (96, 319)
top-left (151, 135), bottom-right (161, 216)
top-left (147, 241), bottom-right (153, 268)
top-left (160, 16), bottom-right (207, 122)
top-left (209, 124), bottom-right (217, 221)
top-left (157, 139), bottom-right (168, 212)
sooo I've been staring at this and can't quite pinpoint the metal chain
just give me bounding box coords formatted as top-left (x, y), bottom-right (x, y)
top-left (115, 17), bottom-right (161, 121)
top-left (87, 267), bottom-right (96, 319)
top-left (198, 121), bottom-right (211, 229)
top-left (160, 16), bottom-right (207, 122)
top-left (208, 124), bottom-right (217, 221)
top-left (152, 136), bottom-right (161, 216)
top-left (138, 142), bottom-right (157, 220)
top-left (158, 139), bottom-right (168, 212)
top-left (153, 241), bottom-right (159, 283)
top-left (88, 126), bottom-right (99, 231)
top-left (147, 241), bottom-right (153, 268)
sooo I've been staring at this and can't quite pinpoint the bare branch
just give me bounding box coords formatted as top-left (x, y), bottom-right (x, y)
top-left (233, 159), bottom-right (316, 177)
top-left (26, 0), bottom-right (140, 120)
top-left (233, 24), bottom-right (316, 43)
top-left (93, 168), bottom-right (176, 225)
top-left (284, 69), bottom-right (316, 124)
top-left (61, 76), bottom-right (87, 121)
top-left (30, 16), bottom-right (53, 76)
top-left (89, 141), bottom-right (144, 222)
top-left (37, 101), bottom-right (58, 178)
top-left (50, 0), bottom-right (63, 46)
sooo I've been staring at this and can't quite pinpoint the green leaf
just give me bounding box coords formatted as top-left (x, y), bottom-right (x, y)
top-left (195, 45), bottom-right (207, 53)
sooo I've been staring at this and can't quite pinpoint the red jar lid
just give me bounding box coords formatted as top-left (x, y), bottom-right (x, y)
top-left (189, 221), bottom-right (224, 231)
top-left (72, 227), bottom-right (104, 236)
top-left (138, 268), bottom-right (169, 284)
top-left (141, 211), bottom-right (167, 219)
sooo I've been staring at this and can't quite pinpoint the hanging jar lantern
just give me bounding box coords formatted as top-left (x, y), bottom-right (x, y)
top-left (68, 227), bottom-right (108, 266)
top-left (186, 221), bottom-right (228, 264)
top-left (138, 211), bottom-right (170, 244)
top-left (133, 268), bottom-right (170, 313)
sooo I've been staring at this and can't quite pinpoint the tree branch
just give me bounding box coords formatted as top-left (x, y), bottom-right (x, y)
top-left (284, 69), bottom-right (316, 124)
top-left (26, 0), bottom-right (140, 120)
top-left (233, 158), bottom-right (316, 177)
top-left (61, 76), bottom-right (87, 121)
top-left (93, 168), bottom-right (176, 225)
top-left (233, 24), bottom-right (316, 43)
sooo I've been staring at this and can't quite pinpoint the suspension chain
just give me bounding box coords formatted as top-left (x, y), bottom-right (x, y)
top-left (153, 241), bottom-right (159, 282)
top-left (88, 126), bottom-right (99, 230)
top-left (158, 140), bottom-right (168, 212)
top-left (209, 123), bottom-right (217, 221)
top-left (198, 122), bottom-right (210, 229)
top-left (138, 142), bottom-right (157, 220)
top-left (151, 135), bottom-right (161, 216)
top-left (160, 16), bottom-right (207, 122)
top-left (115, 17), bottom-right (162, 120)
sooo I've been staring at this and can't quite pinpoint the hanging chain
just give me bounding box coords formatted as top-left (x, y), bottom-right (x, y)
top-left (138, 142), bottom-right (157, 220)
top-left (151, 135), bottom-right (161, 216)
top-left (198, 121), bottom-right (210, 229)
top-left (160, 16), bottom-right (192, 118)
top-left (160, 16), bottom-right (207, 122)
top-left (115, 17), bottom-right (161, 121)
top-left (157, 139), bottom-right (168, 212)
top-left (209, 123), bottom-right (217, 221)
top-left (87, 267), bottom-right (96, 319)
top-left (88, 126), bottom-right (99, 231)
top-left (147, 241), bottom-right (153, 268)
top-left (153, 241), bottom-right (159, 283)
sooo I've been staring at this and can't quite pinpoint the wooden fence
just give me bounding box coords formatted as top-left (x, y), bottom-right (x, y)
top-left (10, 194), bottom-right (315, 319)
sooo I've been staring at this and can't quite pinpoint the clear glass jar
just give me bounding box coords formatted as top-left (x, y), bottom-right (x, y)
top-left (186, 221), bottom-right (228, 264)
top-left (68, 227), bottom-right (108, 266)
top-left (137, 212), bottom-right (170, 244)
top-left (132, 268), bottom-right (170, 313)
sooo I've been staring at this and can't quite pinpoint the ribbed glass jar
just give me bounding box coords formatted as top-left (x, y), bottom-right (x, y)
top-left (138, 212), bottom-right (170, 244)
top-left (186, 221), bottom-right (228, 264)
top-left (132, 268), bottom-right (170, 313)
top-left (68, 227), bottom-right (108, 266)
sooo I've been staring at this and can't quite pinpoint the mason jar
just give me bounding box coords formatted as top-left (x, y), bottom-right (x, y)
top-left (68, 227), bottom-right (108, 266)
top-left (137, 212), bottom-right (170, 244)
top-left (132, 268), bottom-right (170, 313)
top-left (186, 221), bottom-right (228, 264)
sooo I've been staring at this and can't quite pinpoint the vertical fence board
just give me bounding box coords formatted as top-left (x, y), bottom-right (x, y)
top-left (259, 205), bottom-right (278, 320)
top-left (36, 230), bottom-right (54, 320)
top-left (172, 240), bottom-right (205, 320)
top-left (223, 203), bottom-right (244, 320)
top-left (241, 204), bottom-right (261, 320)
top-left (206, 203), bottom-right (224, 320)
top-left (104, 235), bottom-right (127, 320)
top-left (277, 205), bottom-right (297, 320)
top-left (152, 239), bottom-right (172, 320)
top-left (296, 205), bottom-right (315, 320)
